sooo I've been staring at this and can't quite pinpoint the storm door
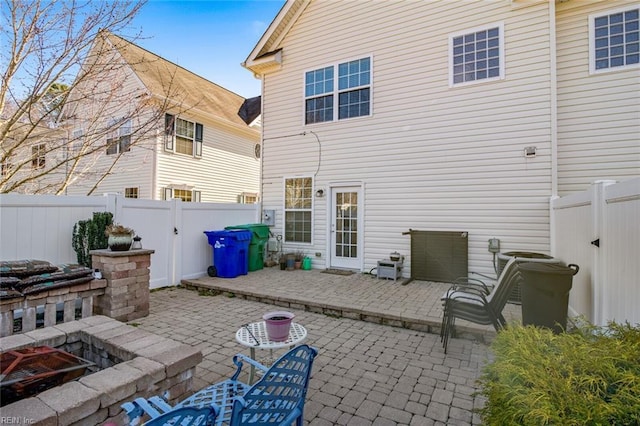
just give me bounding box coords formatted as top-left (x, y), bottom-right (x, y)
top-left (330, 186), bottom-right (362, 269)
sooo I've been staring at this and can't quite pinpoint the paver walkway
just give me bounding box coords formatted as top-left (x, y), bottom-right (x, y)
top-left (134, 268), bottom-right (523, 425)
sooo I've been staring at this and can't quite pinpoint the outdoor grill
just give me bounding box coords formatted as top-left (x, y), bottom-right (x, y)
top-left (0, 346), bottom-right (95, 406)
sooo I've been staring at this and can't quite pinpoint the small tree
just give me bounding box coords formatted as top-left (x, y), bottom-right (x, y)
top-left (0, 0), bottom-right (183, 195)
top-left (72, 211), bottom-right (113, 267)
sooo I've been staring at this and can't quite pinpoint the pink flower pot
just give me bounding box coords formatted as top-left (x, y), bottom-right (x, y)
top-left (263, 311), bottom-right (295, 342)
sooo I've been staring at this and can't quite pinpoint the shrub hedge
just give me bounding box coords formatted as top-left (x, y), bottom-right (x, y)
top-left (478, 322), bottom-right (640, 425)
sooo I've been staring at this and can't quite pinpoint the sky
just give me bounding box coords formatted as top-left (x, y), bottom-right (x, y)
top-left (129, 0), bottom-right (286, 98)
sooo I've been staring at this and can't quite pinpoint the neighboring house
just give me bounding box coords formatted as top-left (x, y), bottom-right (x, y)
top-left (243, 0), bottom-right (639, 277)
top-left (52, 31), bottom-right (261, 202)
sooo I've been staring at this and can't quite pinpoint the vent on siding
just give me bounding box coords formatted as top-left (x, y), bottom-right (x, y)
top-left (407, 230), bottom-right (468, 282)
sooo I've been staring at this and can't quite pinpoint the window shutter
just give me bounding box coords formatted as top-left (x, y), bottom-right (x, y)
top-left (194, 123), bottom-right (203, 157)
top-left (163, 187), bottom-right (172, 200)
top-left (193, 190), bottom-right (201, 202)
top-left (164, 114), bottom-right (175, 151)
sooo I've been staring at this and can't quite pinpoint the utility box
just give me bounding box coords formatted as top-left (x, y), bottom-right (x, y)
top-left (377, 260), bottom-right (403, 281)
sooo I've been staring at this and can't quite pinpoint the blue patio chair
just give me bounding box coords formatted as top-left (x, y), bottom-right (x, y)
top-left (440, 257), bottom-right (523, 353)
top-left (141, 406), bottom-right (216, 426)
top-left (122, 344), bottom-right (318, 426)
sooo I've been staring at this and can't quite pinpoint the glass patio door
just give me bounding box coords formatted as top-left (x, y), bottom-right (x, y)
top-left (330, 186), bottom-right (361, 269)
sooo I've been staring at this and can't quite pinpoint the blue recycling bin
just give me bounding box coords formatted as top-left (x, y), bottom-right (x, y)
top-left (204, 230), bottom-right (251, 278)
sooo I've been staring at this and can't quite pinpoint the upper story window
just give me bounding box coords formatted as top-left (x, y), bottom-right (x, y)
top-left (284, 177), bottom-right (312, 243)
top-left (1, 153), bottom-right (14, 177)
top-left (106, 119), bottom-right (131, 155)
top-left (304, 57), bottom-right (371, 125)
top-left (590, 6), bottom-right (639, 74)
top-left (164, 113), bottom-right (203, 157)
top-left (31, 144), bottom-right (46, 169)
top-left (450, 23), bottom-right (504, 86)
top-left (71, 129), bottom-right (84, 153)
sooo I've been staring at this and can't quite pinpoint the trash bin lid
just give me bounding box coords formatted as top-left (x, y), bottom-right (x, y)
top-left (204, 230), bottom-right (252, 241)
top-left (498, 251), bottom-right (554, 261)
top-left (225, 224), bottom-right (270, 240)
top-left (518, 262), bottom-right (576, 275)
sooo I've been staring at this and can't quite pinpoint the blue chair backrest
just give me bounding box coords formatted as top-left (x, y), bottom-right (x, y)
top-left (230, 344), bottom-right (318, 425)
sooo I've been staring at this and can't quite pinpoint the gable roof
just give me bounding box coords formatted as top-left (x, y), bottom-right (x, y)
top-left (243, 0), bottom-right (310, 74)
top-left (104, 32), bottom-right (257, 129)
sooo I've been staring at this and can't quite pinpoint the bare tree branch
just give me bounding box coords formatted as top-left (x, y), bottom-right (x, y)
top-left (0, 0), bottom-right (199, 195)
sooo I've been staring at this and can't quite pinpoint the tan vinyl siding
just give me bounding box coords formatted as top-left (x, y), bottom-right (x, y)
top-left (156, 116), bottom-right (260, 203)
top-left (260, 0), bottom-right (553, 276)
top-left (556, 0), bottom-right (640, 195)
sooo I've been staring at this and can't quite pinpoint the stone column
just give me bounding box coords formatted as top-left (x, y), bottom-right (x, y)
top-left (90, 249), bottom-right (155, 322)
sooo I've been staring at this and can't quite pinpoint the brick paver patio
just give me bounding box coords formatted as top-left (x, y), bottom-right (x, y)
top-left (134, 268), bottom-right (521, 425)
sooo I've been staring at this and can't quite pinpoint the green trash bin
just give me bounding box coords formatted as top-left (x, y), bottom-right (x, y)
top-left (225, 223), bottom-right (270, 271)
top-left (519, 262), bottom-right (579, 334)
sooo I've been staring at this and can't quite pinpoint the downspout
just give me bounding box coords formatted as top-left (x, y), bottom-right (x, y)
top-left (549, 0), bottom-right (559, 256)
top-left (259, 74), bottom-right (265, 224)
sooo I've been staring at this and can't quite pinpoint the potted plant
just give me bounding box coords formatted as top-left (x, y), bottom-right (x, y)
top-left (105, 223), bottom-right (134, 251)
top-left (294, 251), bottom-right (305, 269)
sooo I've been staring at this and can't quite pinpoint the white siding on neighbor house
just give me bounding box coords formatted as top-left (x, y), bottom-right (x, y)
top-left (260, 0), bottom-right (554, 277)
top-left (63, 60), bottom-right (157, 198)
top-left (555, 0), bottom-right (640, 196)
top-left (156, 115), bottom-right (260, 203)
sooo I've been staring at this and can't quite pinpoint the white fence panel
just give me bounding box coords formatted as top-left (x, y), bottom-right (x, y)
top-left (180, 202), bottom-right (260, 282)
top-left (0, 194), bottom-right (109, 265)
top-left (117, 196), bottom-right (175, 288)
top-left (552, 190), bottom-right (594, 323)
top-left (601, 179), bottom-right (640, 325)
top-left (552, 178), bottom-right (640, 326)
top-left (0, 194), bottom-right (260, 289)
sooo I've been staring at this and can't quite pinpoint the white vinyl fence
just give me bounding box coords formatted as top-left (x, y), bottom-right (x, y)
top-left (0, 193), bottom-right (260, 288)
top-left (552, 178), bottom-right (640, 326)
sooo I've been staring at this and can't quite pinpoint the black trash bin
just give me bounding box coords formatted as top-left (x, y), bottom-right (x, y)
top-left (497, 251), bottom-right (561, 304)
top-left (519, 262), bottom-right (579, 333)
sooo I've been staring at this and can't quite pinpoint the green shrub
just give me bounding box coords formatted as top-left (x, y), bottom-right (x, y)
top-left (72, 211), bottom-right (113, 267)
top-left (478, 322), bottom-right (640, 425)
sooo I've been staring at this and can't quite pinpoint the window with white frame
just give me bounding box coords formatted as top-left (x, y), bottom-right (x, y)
top-left (164, 113), bottom-right (203, 157)
top-left (305, 57), bottom-right (371, 124)
top-left (239, 192), bottom-right (258, 204)
top-left (163, 187), bottom-right (201, 202)
top-left (1, 153), bottom-right (14, 177)
top-left (71, 128), bottom-right (84, 153)
top-left (450, 24), bottom-right (504, 86)
top-left (590, 6), bottom-right (639, 73)
top-left (284, 177), bottom-right (312, 243)
top-left (124, 187), bottom-right (139, 198)
top-left (31, 144), bottom-right (46, 169)
top-left (106, 119), bottom-right (131, 155)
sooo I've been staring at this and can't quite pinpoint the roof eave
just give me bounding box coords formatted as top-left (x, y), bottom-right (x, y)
top-left (243, 50), bottom-right (283, 76)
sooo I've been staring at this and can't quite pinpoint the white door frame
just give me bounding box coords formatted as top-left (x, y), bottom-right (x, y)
top-left (328, 183), bottom-right (364, 270)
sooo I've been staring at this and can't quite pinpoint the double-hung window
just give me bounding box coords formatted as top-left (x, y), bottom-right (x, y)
top-left (450, 23), bottom-right (504, 86)
top-left (31, 144), bottom-right (46, 169)
top-left (124, 187), bottom-right (139, 198)
top-left (163, 187), bottom-right (201, 202)
top-left (284, 177), bottom-right (312, 243)
top-left (164, 113), bottom-right (203, 157)
top-left (305, 57), bottom-right (371, 124)
top-left (1, 153), bottom-right (14, 177)
top-left (106, 119), bottom-right (131, 155)
top-left (590, 6), bottom-right (639, 73)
